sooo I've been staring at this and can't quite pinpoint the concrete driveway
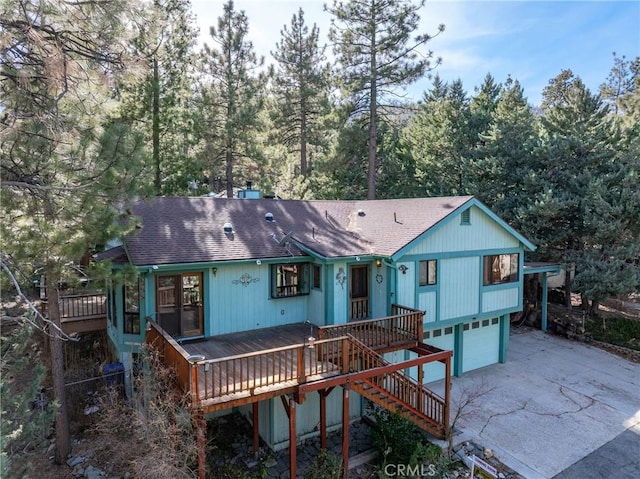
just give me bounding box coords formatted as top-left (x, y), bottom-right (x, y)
top-left (430, 327), bottom-right (640, 478)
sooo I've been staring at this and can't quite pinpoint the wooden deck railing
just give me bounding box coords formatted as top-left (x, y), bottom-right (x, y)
top-left (41, 292), bottom-right (107, 319)
top-left (58, 293), bottom-right (106, 318)
top-left (342, 335), bottom-right (446, 427)
top-left (146, 322), bottom-right (192, 393)
top-left (191, 336), bottom-right (354, 403)
top-left (318, 304), bottom-right (424, 349)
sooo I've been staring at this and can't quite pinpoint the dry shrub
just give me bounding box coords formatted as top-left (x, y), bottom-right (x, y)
top-left (91, 346), bottom-right (198, 479)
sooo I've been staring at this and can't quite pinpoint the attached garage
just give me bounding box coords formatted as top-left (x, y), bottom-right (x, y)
top-left (461, 318), bottom-right (500, 372)
top-left (422, 326), bottom-right (456, 383)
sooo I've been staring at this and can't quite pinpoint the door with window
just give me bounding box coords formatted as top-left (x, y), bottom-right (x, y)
top-left (349, 265), bottom-right (370, 320)
top-left (156, 273), bottom-right (203, 337)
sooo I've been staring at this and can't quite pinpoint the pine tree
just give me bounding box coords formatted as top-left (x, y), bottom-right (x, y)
top-left (523, 70), bottom-right (631, 311)
top-left (475, 77), bottom-right (540, 224)
top-left (327, 0), bottom-right (444, 199)
top-left (201, 0), bottom-right (265, 197)
top-left (406, 77), bottom-right (473, 196)
top-left (1, 0), bottom-right (147, 463)
top-left (118, 0), bottom-right (199, 195)
top-left (270, 8), bottom-right (331, 181)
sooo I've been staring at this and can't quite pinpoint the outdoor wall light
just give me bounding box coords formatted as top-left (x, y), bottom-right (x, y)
top-left (212, 267), bottom-right (218, 277)
top-left (399, 265), bottom-right (408, 275)
top-left (375, 259), bottom-right (382, 268)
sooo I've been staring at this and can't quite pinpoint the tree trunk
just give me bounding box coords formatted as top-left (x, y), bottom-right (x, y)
top-left (300, 98), bottom-right (308, 178)
top-left (225, 145), bottom-right (233, 198)
top-left (564, 262), bottom-right (572, 308)
top-left (46, 261), bottom-right (71, 464)
top-left (153, 56), bottom-right (161, 195)
top-left (367, 20), bottom-right (377, 201)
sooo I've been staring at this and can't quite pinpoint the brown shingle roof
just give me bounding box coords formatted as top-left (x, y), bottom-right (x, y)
top-left (119, 196), bottom-right (474, 266)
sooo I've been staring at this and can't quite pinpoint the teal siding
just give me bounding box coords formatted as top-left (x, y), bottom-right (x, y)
top-left (371, 264), bottom-right (388, 318)
top-left (440, 257), bottom-right (479, 320)
top-left (482, 287), bottom-right (519, 313)
top-left (332, 261), bottom-right (348, 324)
top-left (396, 262), bottom-right (414, 307)
top-left (418, 291), bottom-right (437, 323)
top-left (210, 263), bottom-right (309, 335)
top-left (404, 206), bottom-right (519, 256)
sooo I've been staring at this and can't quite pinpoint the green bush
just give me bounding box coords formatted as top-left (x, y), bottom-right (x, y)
top-left (303, 449), bottom-right (343, 479)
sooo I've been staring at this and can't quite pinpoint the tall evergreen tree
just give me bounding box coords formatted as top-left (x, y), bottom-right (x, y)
top-left (270, 8), bottom-right (330, 181)
top-left (327, 0), bottom-right (443, 199)
top-left (1, 0), bottom-right (147, 464)
top-left (201, 0), bottom-right (265, 197)
top-left (119, 0), bottom-right (199, 195)
top-left (406, 77), bottom-right (473, 196)
top-left (523, 70), bottom-right (632, 311)
top-left (475, 77), bottom-right (540, 223)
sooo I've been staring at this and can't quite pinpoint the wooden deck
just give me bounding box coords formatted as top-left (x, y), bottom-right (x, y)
top-left (41, 292), bottom-right (107, 334)
top-left (146, 305), bottom-right (452, 479)
top-left (146, 305), bottom-right (450, 428)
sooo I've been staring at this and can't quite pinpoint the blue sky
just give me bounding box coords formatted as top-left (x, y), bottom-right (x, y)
top-left (191, 1), bottom-right (640, 107)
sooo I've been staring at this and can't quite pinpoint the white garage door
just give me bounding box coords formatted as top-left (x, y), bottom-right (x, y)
top-left (462, 318), bottom-right (500, 372)
top-left (422, 326), bottom-right (455, 383)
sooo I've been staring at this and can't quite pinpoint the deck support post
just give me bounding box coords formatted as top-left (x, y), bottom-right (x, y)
top-left (444, 355), bottom-right (451, 433)
top-left (252, 402), bottom-right (260, 457)
top-left (289, 398), bottom-right (297, 479)
top-left (319, 389), bottom-right (328, 450)
top-left (194, 410), bottom-right (206, 479)
top-left (341, 385), bottom-right (350, 479)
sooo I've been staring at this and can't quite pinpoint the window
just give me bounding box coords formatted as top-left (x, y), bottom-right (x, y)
top-left (419, 260), bottom-right (437, 286)
top-left (271, 263), bottom-right (310, 298)
top-left (123, 280), bottom-right (140, 334)
top-left (483, 253), bottom-right (519, 285)
top-left (312, 264), bottom-right (321, 290)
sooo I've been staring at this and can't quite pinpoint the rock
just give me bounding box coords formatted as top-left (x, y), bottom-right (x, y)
top-left (67, 455), bottom-right (86, 467)
top-left (84, 465), bottom-right (105, 479)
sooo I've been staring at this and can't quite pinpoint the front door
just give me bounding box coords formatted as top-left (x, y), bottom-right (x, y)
top-left (349, 265), bottom-right (370, 321)
top-left (156, 273), bottom-right (203, 337)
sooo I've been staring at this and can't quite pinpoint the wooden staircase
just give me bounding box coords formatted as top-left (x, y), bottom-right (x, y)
top-left (342, 335), bottom-right (447, 439)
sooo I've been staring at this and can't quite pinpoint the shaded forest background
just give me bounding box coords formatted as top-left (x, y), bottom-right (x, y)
top-left (1, 0), bottom-right (639, 475)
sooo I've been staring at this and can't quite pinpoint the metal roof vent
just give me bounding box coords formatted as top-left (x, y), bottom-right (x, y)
top-left (265, 212), bottom-right (275, 222)
top-left (223, 222), bottom-right (233, 234)
top-left (357, 209), bottom-right (365, 217)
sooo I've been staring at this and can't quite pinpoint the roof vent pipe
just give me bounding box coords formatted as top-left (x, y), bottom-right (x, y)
top-left (223, 223), bottom-right (233, 234)
top-left (265, 212), bottom-right (274, 222)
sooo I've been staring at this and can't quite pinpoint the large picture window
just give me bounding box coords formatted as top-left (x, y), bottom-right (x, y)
top-left (419, 260), bottom-right (437, 286)
top-left (271, 263), bottom-right (310, 298)
top-left (483, 254), bottom-right (519, 285)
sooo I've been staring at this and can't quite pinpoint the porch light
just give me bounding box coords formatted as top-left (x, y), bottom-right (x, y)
top-left (399, 265), bottom-right (408, 274)
top-left (375, 259), bottom-right (382, 268)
